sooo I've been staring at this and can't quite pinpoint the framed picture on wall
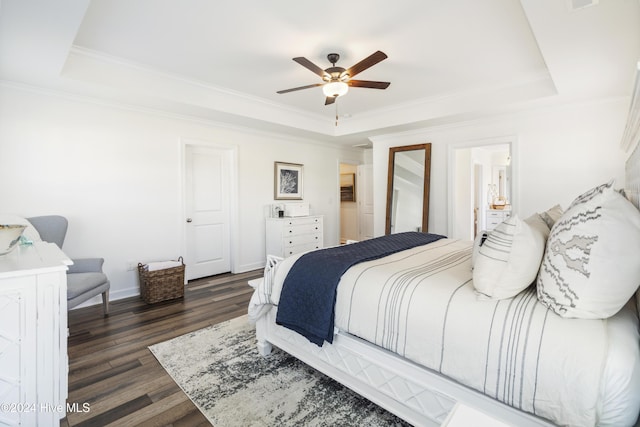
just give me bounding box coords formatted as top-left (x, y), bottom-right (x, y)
top-left (274, 161), bottom-right (304, 200)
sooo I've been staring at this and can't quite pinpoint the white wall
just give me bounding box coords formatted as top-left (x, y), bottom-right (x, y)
top-left (1, 85), bottom-right (630, 306)
top-left (0, 85), bottom-right (362, 304)
top-left (371, 98), bottom-right (629, 237)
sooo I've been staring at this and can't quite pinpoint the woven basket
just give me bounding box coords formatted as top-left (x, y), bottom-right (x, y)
top-left (138, 257), bottom-right (185, 304)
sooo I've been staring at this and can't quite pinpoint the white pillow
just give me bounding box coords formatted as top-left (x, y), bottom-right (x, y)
top-left (536, 181), bottom-right (640, 319)
top-left (472, 214), bottom-right (548, 300)
top-left (471, 230), bottom-right (489, 268)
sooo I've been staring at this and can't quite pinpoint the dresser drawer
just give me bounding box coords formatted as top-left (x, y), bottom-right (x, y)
top-left (281, 216), bottom-right (321, 226)
top-left (485, 210), bottom-right (511, 230)
top-left (487, 218), bottom-right (502, 228)
top-left (284, 233), bottom-right (321, 247)
top-left (284, 241), bottom-right (323, 257)
top-left (283, 223), bottom-right (322, 236)
top-left (266, 215), bottom-right (324, 258)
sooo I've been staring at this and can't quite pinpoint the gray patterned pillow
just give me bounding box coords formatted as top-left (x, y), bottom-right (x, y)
top-left (537, 181), bottom-right (640, 319)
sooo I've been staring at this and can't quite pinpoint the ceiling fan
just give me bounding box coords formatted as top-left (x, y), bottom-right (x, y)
top-left (277, 51), bottom-right (390, 105)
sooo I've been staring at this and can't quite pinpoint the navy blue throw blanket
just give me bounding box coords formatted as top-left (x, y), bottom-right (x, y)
top-left (275, 232), bottom-right (445, 346)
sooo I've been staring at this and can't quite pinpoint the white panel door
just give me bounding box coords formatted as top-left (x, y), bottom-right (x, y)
top-left (357, 164), bottom-right (374, 240)
top-left (185, 145), bottom-right (231, 280)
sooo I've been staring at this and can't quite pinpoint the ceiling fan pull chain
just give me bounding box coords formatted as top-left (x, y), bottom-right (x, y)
top-left (335, 101), bottom-right (339, 126)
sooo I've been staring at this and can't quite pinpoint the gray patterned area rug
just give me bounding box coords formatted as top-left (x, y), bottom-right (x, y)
top-left (149, 315), bottom-right (409, 427)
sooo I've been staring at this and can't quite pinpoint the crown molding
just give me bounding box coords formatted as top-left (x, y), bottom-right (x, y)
top-left (0, 79), bottom-right (351, 150)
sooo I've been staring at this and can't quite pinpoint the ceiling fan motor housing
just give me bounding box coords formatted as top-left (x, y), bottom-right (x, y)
top-left (324, 54), bottom-right (348, 81)
top-left (324, 66), bottom-right (348, 82)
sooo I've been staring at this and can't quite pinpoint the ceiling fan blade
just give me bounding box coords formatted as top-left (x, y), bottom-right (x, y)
top-left (277, 83), bottom-right (324, 94)
top-left (292, 57), bottom-right (329, 79)
top-left (348, 80), bottom-right (390, 89)
top-left (325, 96), bottom-right (336, 105)
top-left (345, 51), bottom-right (388, 78)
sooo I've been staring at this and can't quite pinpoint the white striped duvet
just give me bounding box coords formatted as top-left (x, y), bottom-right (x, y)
top-left (249, 238), bottom-right (640, 426)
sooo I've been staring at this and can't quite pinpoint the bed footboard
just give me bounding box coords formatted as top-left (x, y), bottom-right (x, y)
top-left (255, 314), bottom-right (272, 357)
top-left (255, 309), bottom-right (554, 427)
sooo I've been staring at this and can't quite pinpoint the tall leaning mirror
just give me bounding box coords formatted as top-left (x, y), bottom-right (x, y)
top-left (386, 143), bottom-right (432, 234)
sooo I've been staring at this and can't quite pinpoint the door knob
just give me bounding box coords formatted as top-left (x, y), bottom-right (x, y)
top-left (186, 218), bottom-right (193, 223)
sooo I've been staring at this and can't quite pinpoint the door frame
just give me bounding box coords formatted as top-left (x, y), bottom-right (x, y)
top-left (181, 138), bottom-right (239, 275)
top-left (356, 163), bottom-right (374, 241)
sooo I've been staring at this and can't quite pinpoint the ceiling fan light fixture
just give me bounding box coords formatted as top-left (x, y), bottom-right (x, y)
top-left (323, 81), bottom-right (349, 98)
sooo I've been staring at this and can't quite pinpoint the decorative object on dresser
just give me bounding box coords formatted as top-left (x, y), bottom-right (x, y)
top-left (0, 240), bottom-right (71, 426)
top-left (485, 208), bottom-right (511, 230)
top-left (274, 161), bottom-right (303, 200)
top-left (283, 202), bottom-right (309, 217)
top-left (0, 224), bottom-right (27, 254)
top-left (266, 215), bottom-right (323, 258)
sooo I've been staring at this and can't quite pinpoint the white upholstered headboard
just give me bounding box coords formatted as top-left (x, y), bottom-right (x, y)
top-left (626, 142), bottom-right (640, 319)
top-left (626, 142), bottom-right (640, 210)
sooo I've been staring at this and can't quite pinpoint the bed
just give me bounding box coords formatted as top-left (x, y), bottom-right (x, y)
top-left (248, 146), bottom-right (640, 427)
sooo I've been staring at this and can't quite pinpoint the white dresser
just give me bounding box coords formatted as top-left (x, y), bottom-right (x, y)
top-left (0, 242), bottom-right (70, 426)
top-left (485, 209), bottom-right (512, 231)
top-left (266, 215), bottom-right (323, 258)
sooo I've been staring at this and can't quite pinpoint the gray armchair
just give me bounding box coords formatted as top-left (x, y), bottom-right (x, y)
top-left (27, 215), bottom-right (110, 316)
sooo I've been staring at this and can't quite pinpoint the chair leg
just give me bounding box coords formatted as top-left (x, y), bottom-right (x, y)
top-left (102, 290), bottom-right (109, 317)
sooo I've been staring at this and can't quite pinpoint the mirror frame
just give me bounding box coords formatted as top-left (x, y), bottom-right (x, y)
top-left (385, 143), bottom-right (432, 235)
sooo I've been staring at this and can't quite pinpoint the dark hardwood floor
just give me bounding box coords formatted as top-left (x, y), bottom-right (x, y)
top-left (61, 269), bottom-right (262, 427)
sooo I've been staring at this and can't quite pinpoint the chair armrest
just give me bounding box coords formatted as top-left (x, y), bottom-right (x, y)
top-left (68, 258), bottom-right (105, 274)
